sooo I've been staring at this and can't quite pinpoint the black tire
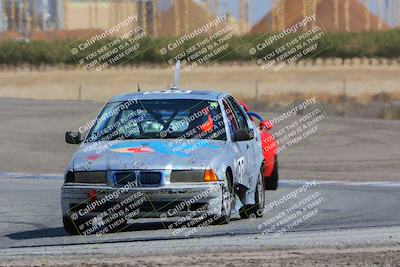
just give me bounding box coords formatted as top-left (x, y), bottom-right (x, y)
top-left (240, 167), bottom-right (265, 219)
top-left (211, 170), bottom-right (233, 225)
top-left (265, 155), bottom-right (279, 190)
top-left (63, 216), bottom-right (81, 235)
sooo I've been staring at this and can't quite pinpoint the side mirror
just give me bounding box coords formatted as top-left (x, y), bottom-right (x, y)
top-left (259, 120), bottom-right (273, 131)
top-left (233, 129), bottom-right (254, 142)
top-left (65, 131), bottom-right (81, 144)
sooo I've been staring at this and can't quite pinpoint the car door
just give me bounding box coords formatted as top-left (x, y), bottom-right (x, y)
top-left (223, 97), bottom-right (255, 189)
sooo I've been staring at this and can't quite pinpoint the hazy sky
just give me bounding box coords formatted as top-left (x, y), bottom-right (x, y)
top-left (193, 0), bottom-right (393, 26)
top-left (39, 0), bottom-right (399, 26)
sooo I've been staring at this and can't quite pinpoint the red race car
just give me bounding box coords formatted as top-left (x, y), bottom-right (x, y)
top-left (240, 102), bottom-right (279, 190)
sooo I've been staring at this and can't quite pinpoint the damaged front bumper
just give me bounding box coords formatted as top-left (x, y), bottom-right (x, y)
top-left (61, 182), bottom-right (225, 222)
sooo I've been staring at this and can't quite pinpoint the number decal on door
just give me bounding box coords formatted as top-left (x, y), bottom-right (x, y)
top-left (236, 157), bottom-right (245, 181)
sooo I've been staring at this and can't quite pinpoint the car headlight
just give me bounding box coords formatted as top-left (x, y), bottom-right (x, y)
top-left (64, 171), bottom-right (106, 184)
top-left (170, 170), bottom-right (204, 183)
top-left (170, 169), bottom-right (219, 183)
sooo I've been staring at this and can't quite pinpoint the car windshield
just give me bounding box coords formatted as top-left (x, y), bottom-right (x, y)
top-left (85, 99), bottom-right (226, 142)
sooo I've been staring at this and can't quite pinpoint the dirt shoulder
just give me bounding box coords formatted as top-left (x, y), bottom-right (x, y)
top-left (0, 246), bottom-right (399, 266)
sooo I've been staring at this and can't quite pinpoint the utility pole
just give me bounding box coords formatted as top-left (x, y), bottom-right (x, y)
top-left (64, 0), bottom-right (68, 30)
top-left (278, 0), bottom-right (285, 30)
top-left (344, 0), bottom-right (350, 32)
top-left (152, 0), bottom-right (159, 37)
top-left (311, 0), bottom-right (317, 28)
top-left (141, 0), bottom-right (147, 33)
top-left (10, 0), bottom-right (15, 31)
top-left (32, 1), bottom-right (38, 31)
top-left (54, 0), bottom-right (59, 29)
top-left (377, 0), bottom-right (383, 30)
top-left (18, 0), bottom-right (23, 32)
top-left (41, 0), bottom-right (47, 31)
top-left (333, 0), bottom-right (339, 31)
top-left (184, 0), bottom-right (189, 34)
top-left (363, 0), bottom-right (370, 31)
top-left (22, 0), bottom-right (30, 36)
top-left (239, 0), bottom-right (245, 35)
top-left (271, 0), bottom-right (277, 31)
top-left (239, 0), bottom-right (251, 35)
top-left (174, 0), bottom-right (179, 36)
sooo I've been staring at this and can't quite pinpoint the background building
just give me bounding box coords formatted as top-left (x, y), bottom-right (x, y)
top-left (0, 0), bottom-right (399, 40)
top-left (0, 0), bottom-right (64, 33)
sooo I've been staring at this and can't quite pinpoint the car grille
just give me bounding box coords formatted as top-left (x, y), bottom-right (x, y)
top-left (138, 172), bottom-right (162, 186)
top-left (114, 171), bottom-right (162, 187)
top-left (114, 172), bottom-right (137, 186)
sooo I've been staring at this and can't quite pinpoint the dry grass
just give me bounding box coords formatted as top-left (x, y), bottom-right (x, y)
top-left (0, 64), bottom-right (399, 103)
top-left (240, 91), bottom-right (400, 120)
top-left (250, 91), bottom-right (400, 106)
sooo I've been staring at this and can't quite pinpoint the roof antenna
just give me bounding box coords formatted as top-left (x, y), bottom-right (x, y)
top-left (137, 83), bottom-right (141, 92)
top-left (172, 60), bottom-right (180, 89)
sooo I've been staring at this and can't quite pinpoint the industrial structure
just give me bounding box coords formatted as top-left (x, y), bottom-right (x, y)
top-left (0, 0), bottom-right (399, 39)
top-left (0, 0), bottom-right (64, 33)
top-left (251, 0), bottom-right (394, 34)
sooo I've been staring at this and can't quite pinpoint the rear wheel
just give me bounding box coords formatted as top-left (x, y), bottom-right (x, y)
top-left (240, 167), bottom-right (265, 219)
top-left (63, 216), bottom-right (81, 235)
top-left (265, 155), bottom-right (279, 190)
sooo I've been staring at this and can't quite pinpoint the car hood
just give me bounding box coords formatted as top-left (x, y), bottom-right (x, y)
top-left (72, 139), bottom-right (225, 171)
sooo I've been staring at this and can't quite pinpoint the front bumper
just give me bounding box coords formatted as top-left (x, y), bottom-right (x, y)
top-left (61, 182), bottom-right (224, 221)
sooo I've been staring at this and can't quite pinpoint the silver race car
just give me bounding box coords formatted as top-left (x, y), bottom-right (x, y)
top-left (62, 89), bottom-right (266, 235)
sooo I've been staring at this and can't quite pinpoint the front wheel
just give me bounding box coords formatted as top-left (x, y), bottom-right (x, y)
top-left (211, 171), bottom-right (234, 225)
top-left (240, 167), bottom-right (265, 219)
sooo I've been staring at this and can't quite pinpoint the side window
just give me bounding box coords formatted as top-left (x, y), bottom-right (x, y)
top-left (227, 97), bottom-right (249, 130)
top-left (223, 100), bottom-right (239, 137)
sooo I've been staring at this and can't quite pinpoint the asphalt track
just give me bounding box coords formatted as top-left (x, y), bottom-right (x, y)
top-left (0, 174), bottom-right (399, 250)
top-left (0, 98), bottom-right (399, 258)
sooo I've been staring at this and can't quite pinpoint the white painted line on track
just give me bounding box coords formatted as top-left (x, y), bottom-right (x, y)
top-left (282, 179), bottom-right (400, 188)
top-left (0, 172), bottom-right (62, 179)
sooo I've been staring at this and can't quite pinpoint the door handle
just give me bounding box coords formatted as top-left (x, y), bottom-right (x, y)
top-left (246, 144), bottom-right (250, 150)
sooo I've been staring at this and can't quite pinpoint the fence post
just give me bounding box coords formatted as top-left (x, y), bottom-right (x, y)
top-left (78, 84), bottom-right (82, 101)
top-left (343, 78), bottom-right (347, 117)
